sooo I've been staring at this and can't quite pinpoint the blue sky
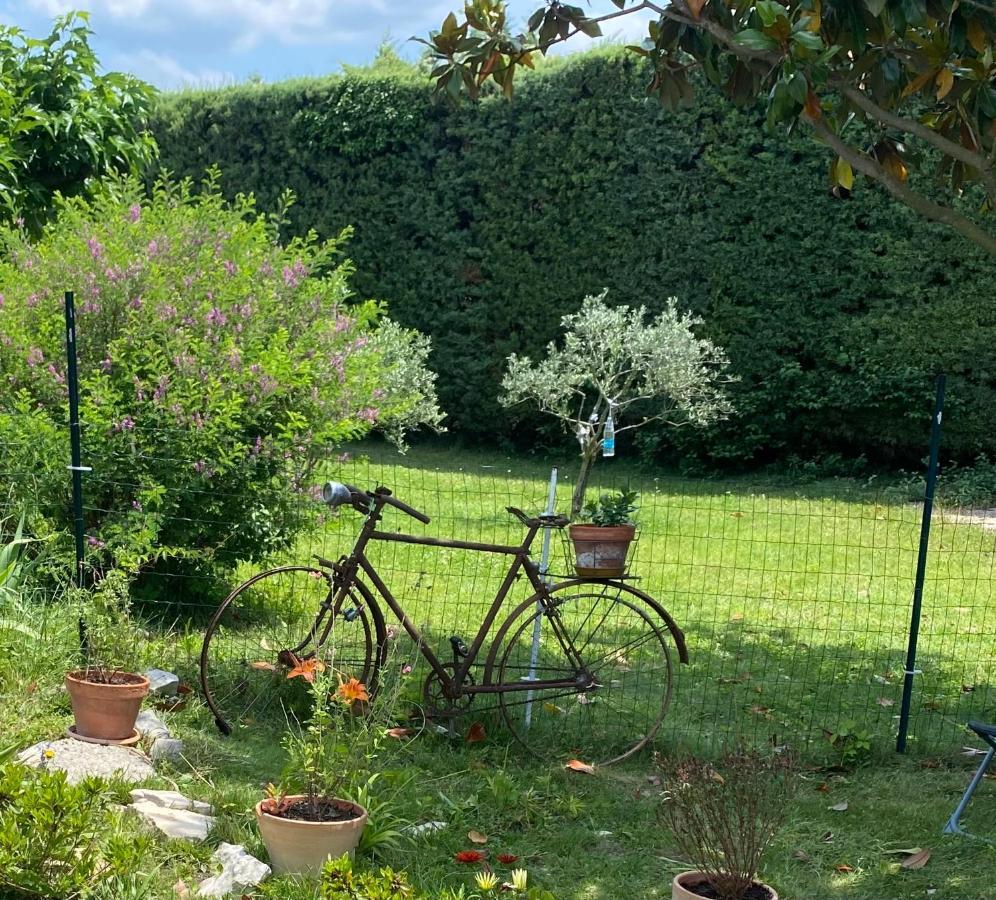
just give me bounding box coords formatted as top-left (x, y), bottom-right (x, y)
top-left (2, 2), bottom-right (656, 91)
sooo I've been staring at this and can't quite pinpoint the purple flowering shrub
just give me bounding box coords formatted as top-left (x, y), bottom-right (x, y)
top-left (0, 174), bottom-right (442, 600)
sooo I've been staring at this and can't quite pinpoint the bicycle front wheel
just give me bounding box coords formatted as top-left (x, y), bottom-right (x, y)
top-left (200, 565), bottom-right (376, 734)
top-left (491, 583), bottom-right (674, 766)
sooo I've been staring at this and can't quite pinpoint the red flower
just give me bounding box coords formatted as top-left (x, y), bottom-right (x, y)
top-left (497, 854), bottom-right (519, 864)
top-left (454, 850), bottom-right (485, 864)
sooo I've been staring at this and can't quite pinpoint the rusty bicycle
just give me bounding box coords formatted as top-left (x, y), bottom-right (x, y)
top-left (200, 483), bottom-right (687, 764)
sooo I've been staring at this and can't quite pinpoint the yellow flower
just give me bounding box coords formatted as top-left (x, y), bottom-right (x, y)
top-left (43, 748), bottom-right (56, 760)
top-left (474, 871), bottom-right (499, 892)
top-left (510, 869), bottom-right (528, 892)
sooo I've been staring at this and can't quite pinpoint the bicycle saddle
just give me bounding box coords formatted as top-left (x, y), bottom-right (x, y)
top-left (506, 506), bottom-right (569, 528)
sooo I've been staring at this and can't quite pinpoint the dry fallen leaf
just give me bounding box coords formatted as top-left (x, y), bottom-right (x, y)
top-left (793, 849), bottom-right (811, 863)
top-left (465, 722), bottom-right (486, 743)
top-left (172, 880), bottom-right (190, 899)
top-left (468, 830), bottom-right (488, 844)
top-left (646, 775), bottom-right (661, 786)
top-left (250, 661), bottom-right (277, 672)
top-left (821, 831), bottom-right (834, 843)
top-left (816, 782), bottom-right (830, 793)
top-left (828, 801), bottom-right (849, 812)
top-left (902, 848), bottom-right (932, 870)
top-left (876, 697), bottom-right (894, 707)
top-left (835, 864), bottom-right (854, 873)
top-left (386, 727), bottom-right (413, 739)
top-left (565, 759), bottom-right (596, 775)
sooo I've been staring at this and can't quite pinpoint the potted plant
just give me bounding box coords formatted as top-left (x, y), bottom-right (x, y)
top-left (256, 651), bottom-right (413, 876)
top-left (569, 489), bottom-right (638, 577)
top-left (65, 572), bottom-right (149, 743)
top-left (656, 749), bottom-right (795, 900)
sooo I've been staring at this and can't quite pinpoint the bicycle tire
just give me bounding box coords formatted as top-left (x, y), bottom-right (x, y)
top-left (488, 581), bottom-right (674, 766)
top-left (200, 565), bottom-right (378, 734)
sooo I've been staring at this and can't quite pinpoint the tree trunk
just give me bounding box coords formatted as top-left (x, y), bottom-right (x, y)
top-left (571, 442), bottom-right (600, 520)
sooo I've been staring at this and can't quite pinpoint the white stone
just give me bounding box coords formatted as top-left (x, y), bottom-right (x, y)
top-left (136, 709), bottom-right (171, 740)
top-left (145, 668), bottom-right (180, 696)
top-left (129, 789), bottom-right (212, 814)
top-left (197, 843), bottom-right (270, 897)
top-left (17, 738), bottom-right (155, 784)
top-left (131, 801), bottom-right (215, 841)
top-left (151, 737), bottom-right (185, 762)
top-left (403, 820), bottom-right (447, 836)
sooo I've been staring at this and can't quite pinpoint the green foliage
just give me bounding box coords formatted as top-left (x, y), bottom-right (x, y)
top-left (0, 174), bottom-right (441, 602)
top-left (937, 455), bottom-right (996, 507)
top-left (150, 51), bottom-right (996, 469)
top-left (581, 489), bottom-right (638, 527)
top-left (0, 763), bottom-right (116, 897)
top-left (318, 854), bottom-right (417, 899)
top-left (0, 12), bottom-right (157, 233)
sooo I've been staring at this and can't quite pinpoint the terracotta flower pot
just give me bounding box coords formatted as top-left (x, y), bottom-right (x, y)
top-left (569, 523), bottom-right (636, 577)
top-left (65, 669), bottom-right (149, 741)
top-left (255, 795), bottom-right (368, 876)
top-left (672, 871), bottom-right (778, 900)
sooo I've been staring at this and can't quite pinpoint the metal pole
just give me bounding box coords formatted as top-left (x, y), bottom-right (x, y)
top-left (524, 467), bottom-right (558, 728)
top-left (63, 291), bottom-right (90, 650)
top-left (896, 373), bottom-right (946, 753)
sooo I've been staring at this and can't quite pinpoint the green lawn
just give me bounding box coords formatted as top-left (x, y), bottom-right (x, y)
top-left (2, 442), bottom-right (995, 898)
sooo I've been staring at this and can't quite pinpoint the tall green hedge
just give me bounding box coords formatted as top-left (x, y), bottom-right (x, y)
top-left (151, 51), bottom-right (996, 468)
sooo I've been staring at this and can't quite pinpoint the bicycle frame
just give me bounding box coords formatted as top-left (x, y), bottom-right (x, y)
top-left (314, 492), bottom-right (588, 699)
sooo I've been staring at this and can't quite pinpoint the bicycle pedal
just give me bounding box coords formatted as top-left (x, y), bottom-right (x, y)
top-left (449, 635), bottom-right (469, 658)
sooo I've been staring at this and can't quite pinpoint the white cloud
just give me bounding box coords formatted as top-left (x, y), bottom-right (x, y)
top-left (109, 49), bottom-right (234, 89)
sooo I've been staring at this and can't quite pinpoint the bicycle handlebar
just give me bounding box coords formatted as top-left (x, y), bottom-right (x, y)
top-left (322, 481), bottom-right (429, 525)
top-left (374, 486), bottom-right (431, 525)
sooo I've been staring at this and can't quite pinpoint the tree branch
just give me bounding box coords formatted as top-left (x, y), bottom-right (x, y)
top-left (809, 115), bottom-right (996, 255)
top-left (840, 85), bottom-right (996, 200)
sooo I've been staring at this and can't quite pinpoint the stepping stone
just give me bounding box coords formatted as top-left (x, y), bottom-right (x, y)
top-left (145, 668), bottom-right (180, 696)
top-left (17, 738), bottom-right (154, 785)
top-left (132, 801), bottom-right (216, 841)
top-left (197, 843), bottom-right (271, 896)
top-left (129, 789), bottom-right (212, 814)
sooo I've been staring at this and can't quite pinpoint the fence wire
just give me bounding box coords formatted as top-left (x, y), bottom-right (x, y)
top-left (2, 397), bottom-right (994, 761)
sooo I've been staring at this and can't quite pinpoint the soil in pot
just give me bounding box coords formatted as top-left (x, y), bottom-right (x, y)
top-left (262, 797), bottom-right (363, 823)
top-left (674, 872), bottom-right (775, 900)
top-left (65, 669), bottom-right (150, 742)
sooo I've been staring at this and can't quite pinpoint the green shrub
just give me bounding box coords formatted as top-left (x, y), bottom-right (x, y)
top-left (0, 762), bottom-right (115, 897)
top-left (151, 50), bottom-right (996, 469)
top-left (0, 174), bottom-right (442, 601)
top-left (317, 855), bottom-right (417, 899)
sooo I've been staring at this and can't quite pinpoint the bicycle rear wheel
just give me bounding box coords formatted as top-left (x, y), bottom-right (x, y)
top-left (491, 583), bottom-right (673, 765)
top-left (200, 565), bottom-right (376, 734)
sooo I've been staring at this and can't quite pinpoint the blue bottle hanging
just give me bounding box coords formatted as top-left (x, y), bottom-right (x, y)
top-left (602, 409), bottom-right (616, 457)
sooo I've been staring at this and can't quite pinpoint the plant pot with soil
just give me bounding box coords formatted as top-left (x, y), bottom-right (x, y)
top-left (569, 489), bottom-right (638, 577)
top-left (65, 668), bottom-right (150, 741)
top-left (656, 748), bottom-right (794, 900)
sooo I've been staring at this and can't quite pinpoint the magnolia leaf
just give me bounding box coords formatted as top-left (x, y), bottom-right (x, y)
top-left (793, 849), bottom-right (812, 862)
top-left (468, 830), bottom-right (488, 844)
top-left (686, 0), bottom-right (707, 19)
top-left (835, 864), bottom-right (854, 873)
top-left (864, 0), bottom-right (887, 15)
top-left (935, 69), bottom-right (955, 101)
top-left (828, 800), bottom-right (849, 811)
top-left (902, 848), bottom-right (932, 869)
top-left (386, 727), bottom-right (413, 739)
top-left (465, 722), bottom-right (486, 743)
top-left (566, 758), bottom-right (596, 774)
top-left (250, 661), bottom-right (277, 672)
top-left (734, 29), bottom-right (779, 51)
top-left (834, 157), bottom-right (854, 191)
top-left (884, 847), bottom-right (923, 855)
top-left (966, 19), bottom-right (986, 55)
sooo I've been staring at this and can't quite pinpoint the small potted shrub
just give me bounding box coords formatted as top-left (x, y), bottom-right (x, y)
top-left (256, 653), bottom-right (411, 876)
top-left (656, 749), bottom-right (794, 900)
top-left (65, 573), bottom-right (149, 743)
top-left (569, 489), bottom-right (638, 577)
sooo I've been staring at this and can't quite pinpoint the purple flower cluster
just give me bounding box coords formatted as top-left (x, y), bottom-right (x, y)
top-left (282, 259), bottom-right (308, 288)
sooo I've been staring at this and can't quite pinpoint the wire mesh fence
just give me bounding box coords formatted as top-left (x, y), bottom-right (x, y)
top-left (2, 383), bottom-right (994, 761)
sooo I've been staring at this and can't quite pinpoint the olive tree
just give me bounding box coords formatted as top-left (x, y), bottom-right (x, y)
top-left (501, 291), bottom-right (733, 517)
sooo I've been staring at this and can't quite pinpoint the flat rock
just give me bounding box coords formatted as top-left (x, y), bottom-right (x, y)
top-left (132, 800), bottom-right (215, 841)
top-left (136, 709), bottom-right (171, 741)
top-left (197, 843), bottom-right (270, 896)
top-left (130, 789), bottom-right (212, 814)
top-left (145, 668), bottom-right (180, 696)
top-left (17, 738), bottom-right (155, 785)
top-left (150, 737), bottom-right (185, 762)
